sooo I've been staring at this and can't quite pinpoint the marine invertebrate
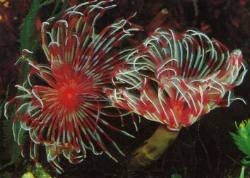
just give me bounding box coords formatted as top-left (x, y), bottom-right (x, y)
top-left (4, 0), bottom-right (137, 172)
top-left (105, 28), bottom-right (247, 166)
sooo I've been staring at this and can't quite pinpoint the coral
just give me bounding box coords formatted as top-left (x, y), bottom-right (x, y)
top-left (231, 119), bottom-right (250, 177)
top-left (231, 119), bottom-right (250, 160)
top-left (4, 0), bottom-right (137, 173)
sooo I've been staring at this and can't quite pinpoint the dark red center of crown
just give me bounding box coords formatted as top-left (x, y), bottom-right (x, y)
top-left (53, 64), bottom-right (85, 113)
top-left (57, 80), bottom-right (80, 112)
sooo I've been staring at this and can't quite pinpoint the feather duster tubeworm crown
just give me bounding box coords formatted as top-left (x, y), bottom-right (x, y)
top-left (5, 0), bottom-right (138, 172)
top-left (106, 28), bottom-right (247, 131)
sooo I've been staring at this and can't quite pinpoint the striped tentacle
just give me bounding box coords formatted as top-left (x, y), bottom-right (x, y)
top-left (5, 0), bottom-right (139, 173)
top-left (107, 28), bottom-right (247, 130)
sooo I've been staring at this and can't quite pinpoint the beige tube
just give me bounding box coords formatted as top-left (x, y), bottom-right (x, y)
top-left (130, 125), bottom-right (179, 167)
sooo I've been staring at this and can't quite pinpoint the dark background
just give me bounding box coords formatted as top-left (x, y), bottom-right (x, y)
top-left (1, 0), bottom-right (250, 177)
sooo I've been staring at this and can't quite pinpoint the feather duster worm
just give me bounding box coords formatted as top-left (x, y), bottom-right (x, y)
top-left (105, 28), bottom-right (247, 166)
top-left (4, 0), bottom-right (137, 172)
